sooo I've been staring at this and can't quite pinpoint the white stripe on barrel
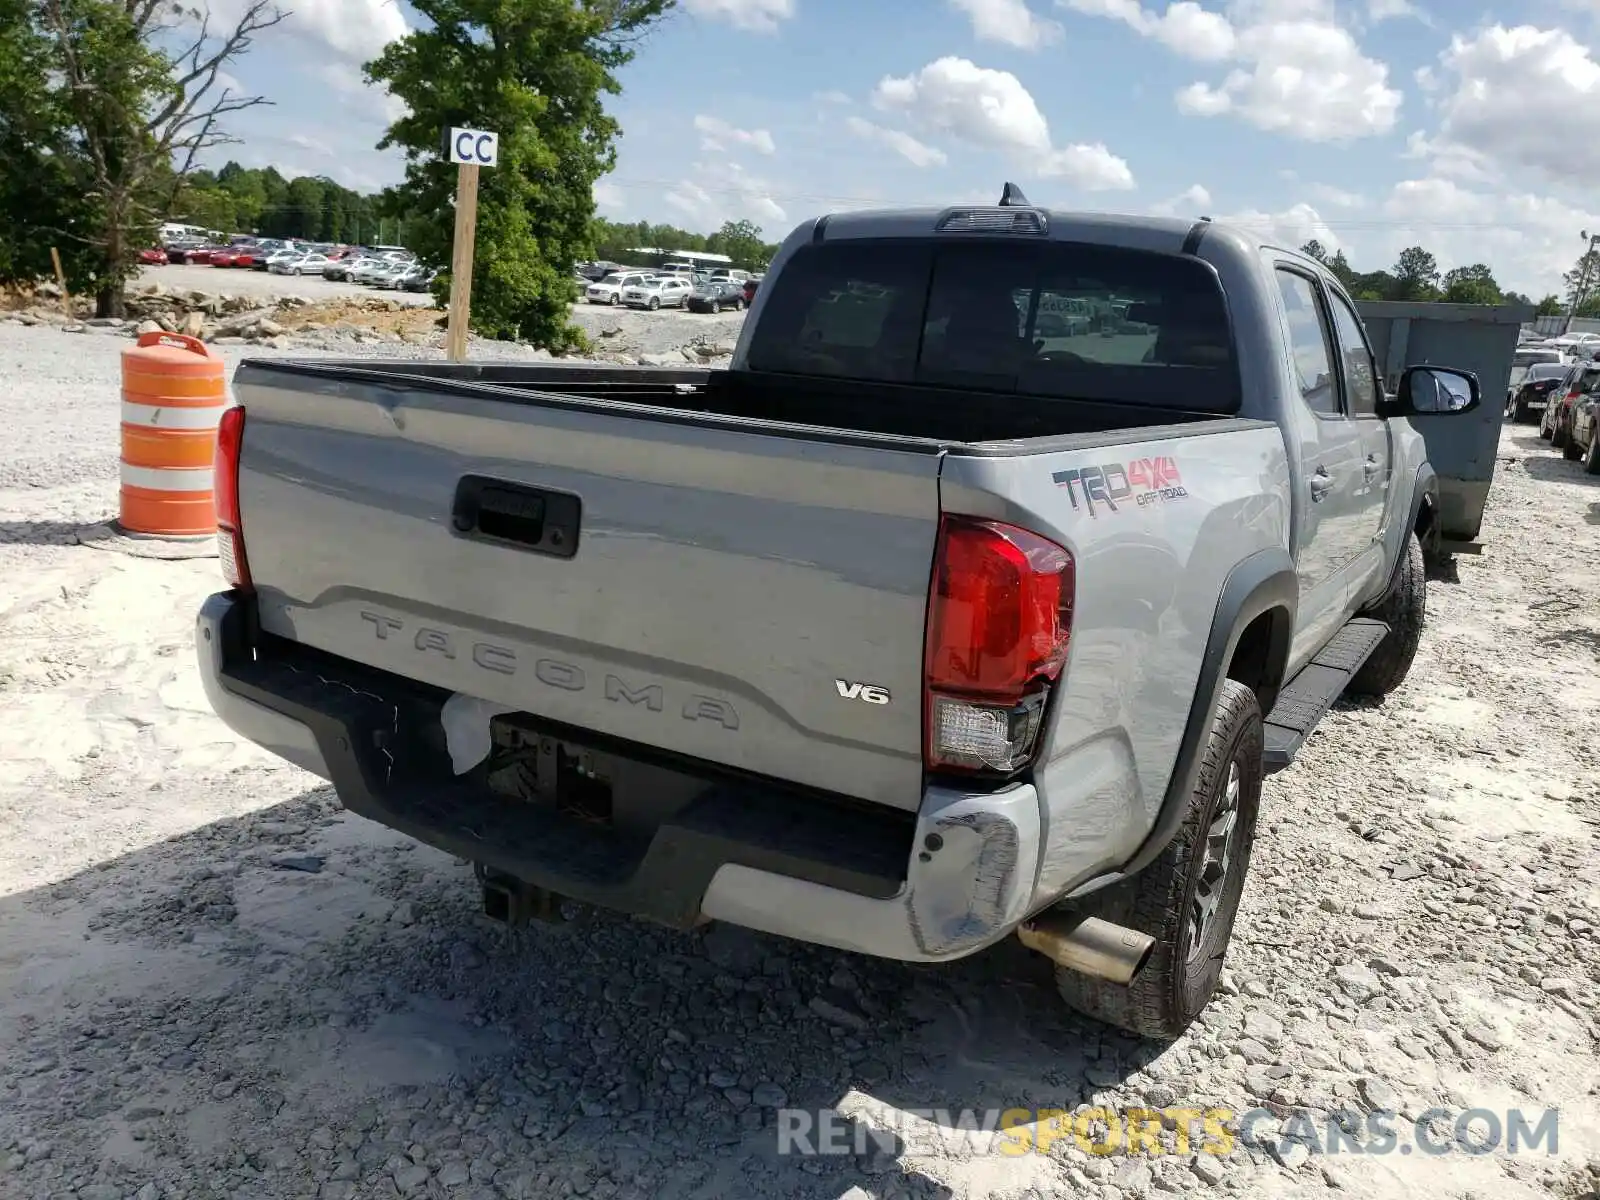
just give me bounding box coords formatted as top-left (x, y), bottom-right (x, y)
top-left (120, 463), bottom-right (215, 492)
top-left (121, 400), bottom-right (230, 430)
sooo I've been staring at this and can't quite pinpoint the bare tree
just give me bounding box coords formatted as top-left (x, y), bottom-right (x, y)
top-left (37, 0), bottom-right (287, 315)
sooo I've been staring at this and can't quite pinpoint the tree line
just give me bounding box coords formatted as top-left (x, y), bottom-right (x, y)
top-left (1298, 240), bottom-right (1577, 317)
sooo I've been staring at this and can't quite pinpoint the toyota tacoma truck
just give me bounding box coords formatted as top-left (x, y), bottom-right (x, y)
top-left (196, 187), bottom-right (1482, 1038)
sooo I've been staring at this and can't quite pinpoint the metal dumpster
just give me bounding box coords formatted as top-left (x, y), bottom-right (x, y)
top-left (1355, 299), bottom-right (1533, 554)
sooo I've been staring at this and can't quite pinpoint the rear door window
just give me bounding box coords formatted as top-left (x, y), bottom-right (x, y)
top-left (746, 238), bottom-right (1239, 410)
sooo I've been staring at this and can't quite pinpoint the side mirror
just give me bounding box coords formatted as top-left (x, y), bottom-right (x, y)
top-left (1391, 365), bottom-right (1481, 416)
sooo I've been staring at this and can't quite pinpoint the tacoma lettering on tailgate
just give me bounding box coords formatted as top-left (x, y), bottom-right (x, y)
top-left (1053, 456), bottom-right (1189, 517)
top-left (357, 610), bottom-right (739, 730)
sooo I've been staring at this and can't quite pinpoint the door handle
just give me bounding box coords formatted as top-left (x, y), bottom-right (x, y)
top-left (1309, 470), bottom-right (1334, 501)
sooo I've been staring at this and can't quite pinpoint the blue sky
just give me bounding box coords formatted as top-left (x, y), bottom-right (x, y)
top-left (207, 0), bottom-right (1600, 297)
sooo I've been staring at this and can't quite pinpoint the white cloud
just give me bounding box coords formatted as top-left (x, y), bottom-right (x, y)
top-left (594, 180), bottom-right (625, 211)
top-left (871, 56), bottom-right (1135, 189)
top-left (1306, 182), bottom-right (1363, 208)
top-left (681, 0), bottom-right (794, 33)
top-left (1062, 0), bottom-right (1401, 140)
top-left (813, 90), bottom-right (852, 105)
top-left (1420, 25), bottom-right (1600, 190)
top-left (948, 0), bottom-right (1063, 48)
top-left (1148, 183), bottom-right (1213, 215)
top-left (316, 63), bottom-right (406, 125)
top-left (1213, 201), bottom-right (1343, 252)
top-left (844, 117), bottom-right (948, 168)
top-left (693, 114), bottom-right (777, 156)
top-left (1038, 143), bottom-right (1136, 189)
top-left (1367, 0), bottom-right (1425, 22)
top-left (288, 133), bottom-right (334, 157)
top-left (664, 163), bottom-right (788, 230)
top-left (205, 0), bottom-right (407, 62)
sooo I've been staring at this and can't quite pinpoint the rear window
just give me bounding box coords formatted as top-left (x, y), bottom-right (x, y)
top-left (1529, 363), bottom-right (1568, 381)
top-left (745, 239), bottom-right (1240, 411)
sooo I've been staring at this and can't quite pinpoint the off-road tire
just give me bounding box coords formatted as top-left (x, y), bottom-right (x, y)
top-left (1553, 421), bottom-right (1569, 449)
top-left (1563, 432), bottom-right (1583, 461)
top-left (1584, 432), bottom-right (1600, 475)
top-left (648, 297), bottom-right (660, 311)
top-left (1051, 679), bottom-right (1262, 1040)
top-left (1514, 400), bottom-right (1529, 423)
top-left (1349, 531), bottom-right (1425, 698)
top-left (730, 298), bottom-right (743, 311)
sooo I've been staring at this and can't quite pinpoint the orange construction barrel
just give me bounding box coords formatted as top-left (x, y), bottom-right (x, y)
top-left (119, 332), bottom-right (229, 537)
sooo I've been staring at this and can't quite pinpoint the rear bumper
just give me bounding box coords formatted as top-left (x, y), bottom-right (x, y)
top-left (196, 591), bottom-right (1043, 962)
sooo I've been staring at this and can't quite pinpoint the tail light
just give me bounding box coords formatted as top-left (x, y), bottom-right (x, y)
top-left (214, 406), bottom-right (252, 591)
top-left (924, 516), bottom-right (1075, 775)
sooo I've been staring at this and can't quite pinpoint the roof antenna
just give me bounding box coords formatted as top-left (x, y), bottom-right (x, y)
top-left (998, 181), bottom-right (1031, 207)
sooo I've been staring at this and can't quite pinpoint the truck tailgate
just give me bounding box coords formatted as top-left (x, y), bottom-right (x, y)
top-left (231, 363), bottom-right (944, 810)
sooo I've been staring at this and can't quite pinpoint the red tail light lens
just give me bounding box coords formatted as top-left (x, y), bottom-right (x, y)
top-left (924, 517), bottom-right (1074, 774)
top-left (214, 406), bottom-right (252, 591)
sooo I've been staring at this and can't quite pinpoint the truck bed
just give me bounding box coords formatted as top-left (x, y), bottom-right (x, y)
top-left (253, 359), bottom-right (1224, 445)
top-left (228, 358), bottom-right (1243, 819)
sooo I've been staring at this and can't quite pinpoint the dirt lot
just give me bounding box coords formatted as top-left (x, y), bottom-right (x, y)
top-left (0, 321), bottom-right (1596, 1200)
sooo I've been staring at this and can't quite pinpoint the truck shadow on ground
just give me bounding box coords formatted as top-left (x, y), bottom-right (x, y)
top-left (1518, 452), bottom-right (1600, 484)
top-left (0, 782), bottom-right (1166, 1199)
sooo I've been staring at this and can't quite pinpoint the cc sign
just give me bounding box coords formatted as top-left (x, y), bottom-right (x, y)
top-left (443, 127), bottom-right (499, 168)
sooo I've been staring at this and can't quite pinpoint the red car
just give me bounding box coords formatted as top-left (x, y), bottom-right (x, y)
top-left (138, 247), bottom-right (168, 265)
top-left (210, 249), bottom-right (239, 267)
top-left (232, 248), bottom-right (257, 269)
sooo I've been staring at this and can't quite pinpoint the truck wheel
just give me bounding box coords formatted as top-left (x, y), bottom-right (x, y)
top-left (1051, 679), bottom-right (1262, 1040)
top-left (1563, 433), bottom-right (1582, 461)
top-left (1552, 422), bottom-right (1568, 449)
top-left (1585, 433), bottom-right (1600, 475)
top-left (1349, 532), bottom-right (1425, 699)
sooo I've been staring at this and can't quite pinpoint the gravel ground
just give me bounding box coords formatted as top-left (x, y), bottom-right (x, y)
top-left (0, 318), bottom-right (1597, 1200)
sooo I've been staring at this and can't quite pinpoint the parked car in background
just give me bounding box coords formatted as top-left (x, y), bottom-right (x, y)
top-left (685, 279), bottom-right (746, 313)
top-left (742, 276), bottom-right (761, 305)
top-left (621, 276), bottom-right (690, 310)
top-left (402, 267), bottom-right (438, 293)
top-left (138, 247), bottom-right (168, 266)
top-left (271, 252), bottom-right (331, 276)
top-left (368, 262), bottom-right (413, 289)
top-left (350, 259), bottom-right (397, 286)
top-left (1506, 362), bottom-right (1570, 423)
top-left (234, 247), bottom-right (261, 269)
top-left (1507, 346), bottom-right (1566, 404)
top-left (586, 271), bottom-right (655, 305)
top-left (210, 248), bottom-right (240, 268)
top-left (1543, 331), bottom-right (1600, 357)
top-left (1541, 360), bottom-right (1597, 449)
top-left (1570, 389), bottom-right (1600, 473)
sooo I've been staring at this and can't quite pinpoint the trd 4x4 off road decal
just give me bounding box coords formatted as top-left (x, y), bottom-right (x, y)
top-left (1052, 456), bottom-right (1189, 517)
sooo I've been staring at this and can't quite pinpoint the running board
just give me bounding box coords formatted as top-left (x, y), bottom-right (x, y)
top-left (1262, 618), bottom-right (1390, 773)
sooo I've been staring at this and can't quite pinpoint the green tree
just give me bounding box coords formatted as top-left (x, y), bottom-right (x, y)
top-left (34, 0), bottom-right (286, 314)
top-left (705, 219), bottom-right (770, 270)
top-left (366, 0), bottom-right (675, 351)
top-left (1441, 263), bottom-right (1503, 306)
top-left (1391, 246), bottom-right (1441, 301)
top-left (0, 0), bottom-right (97, 286)
top-left (1561, 247), bottom-right (1600, 314)
top-left (1299, 239), bottom-right (1328, 263)
top-left (1327, 249), bottom-right (1356, 290)
top-left (1534, 294), bottom-right (1563, 317)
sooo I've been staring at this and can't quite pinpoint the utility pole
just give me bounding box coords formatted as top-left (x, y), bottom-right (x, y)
top-left (1562, 229), bottom-right (1600, 334)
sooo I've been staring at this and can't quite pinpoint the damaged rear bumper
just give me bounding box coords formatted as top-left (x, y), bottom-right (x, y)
top-left (196, 591), bottom-right (1042, 963)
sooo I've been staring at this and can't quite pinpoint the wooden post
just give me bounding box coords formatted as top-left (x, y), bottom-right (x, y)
top-left (446, 163), bottom-right (480, 362)
top-left (49, 247), bottom-right (70, 315)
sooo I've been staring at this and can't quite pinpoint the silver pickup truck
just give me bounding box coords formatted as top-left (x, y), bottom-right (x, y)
top-left (196, 188), bottom-right (1482, 1038)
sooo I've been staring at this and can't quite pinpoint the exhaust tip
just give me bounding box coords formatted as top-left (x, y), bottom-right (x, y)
top-left (1018, 913), bottom-right (1157, 986)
